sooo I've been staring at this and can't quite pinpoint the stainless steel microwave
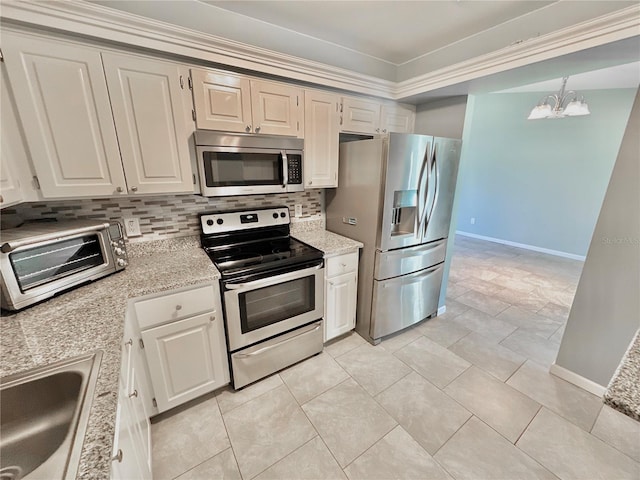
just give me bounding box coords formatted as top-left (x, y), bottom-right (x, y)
top-left (195, 131), bottom-right (304, 196)
top-left (0, 220), bottom-right (128, 311)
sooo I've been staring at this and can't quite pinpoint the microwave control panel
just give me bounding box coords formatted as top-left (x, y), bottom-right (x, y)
top-left (287, 154), bottom-right (302, 185)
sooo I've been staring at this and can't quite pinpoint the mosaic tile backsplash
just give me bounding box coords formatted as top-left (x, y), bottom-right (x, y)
top-left (2, 190), bottom-right (324, 242)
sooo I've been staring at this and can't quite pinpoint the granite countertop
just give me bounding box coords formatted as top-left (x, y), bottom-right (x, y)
top-left (604, 329), bottom-right (640, 422)
top-left (293, 229), bottom-right (363, 256)
top-left (0, 236), bottom-right (219, 479)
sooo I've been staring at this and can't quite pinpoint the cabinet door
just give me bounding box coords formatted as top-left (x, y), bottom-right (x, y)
top-left (250, 80), bottom-right (302, 137)
top-left (304, 90), bottom-right (339, 188)
top-left (111, 401), bottom-right (146, 480)
top-left (325, 271), bottom-right (358, 342)
top-left (341, 97), bottom-right (381, 134)
top-left (141, 311), bottom-right (229, 412)
top-left (2, 33), bottom-right (127, 198)
top-left (381, 104), bottom-right (416, 134)
top-left (191, 68), bottom-right (252, 133)
top-left (0, 68), bottom-right (27, 207)
top-left (102, 53), bottom-right (194, 195)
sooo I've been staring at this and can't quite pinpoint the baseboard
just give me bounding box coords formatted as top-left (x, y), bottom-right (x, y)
top-left (549, 363), bottom-right (606, 397)
top-left (455, 231), bottom-right (586, 261)
top-left (437, 306), bottom-right (446, 316)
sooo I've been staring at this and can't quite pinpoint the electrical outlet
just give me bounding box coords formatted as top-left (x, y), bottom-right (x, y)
top-left (470, 217), bottom-right (476, 225)
top-left (294, 204), bottom-right (303, 218)
top-left (123, 217), bottom-right (141, 237)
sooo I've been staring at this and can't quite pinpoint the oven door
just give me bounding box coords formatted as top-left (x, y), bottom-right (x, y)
top-left (197, 146), bottom-right (288, 196)
top-left (223, 263), bottom-right (324, 351)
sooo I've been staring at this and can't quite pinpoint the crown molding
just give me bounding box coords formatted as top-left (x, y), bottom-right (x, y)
top-left (1, 0), bottom-right (638, 102)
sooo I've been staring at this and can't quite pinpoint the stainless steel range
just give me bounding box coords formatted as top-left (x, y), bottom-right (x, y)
top-left (200, 206), bottom-right (324, 389)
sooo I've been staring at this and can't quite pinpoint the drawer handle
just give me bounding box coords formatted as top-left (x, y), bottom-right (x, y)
top-left (112, 449), bottom-right (123, 463)
top-left (175, 304), bottom-right (182, 311)
top-left (235, 323), bottom-right (321, 358)
top-left (340, 263), bottom-right (346, 267)
top-left (128, 389), bottom-right (138, 398)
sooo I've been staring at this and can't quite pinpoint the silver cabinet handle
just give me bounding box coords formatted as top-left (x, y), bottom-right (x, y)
top-left (125, 338), bottom-right (133, 347)
top-left (234, 323), bottom-right (321, 358)
top-left (116, 187), bottom-right (123, 193)
top-left (130, 186), bottom-right (138, 192)
top-left (383, 129), bottom-right (387, 133)
top-left (376, 128), bottom-right (380, 133)
top-left (255, 126), bottom-right (261, 133)
top-left (112, 449), bottom-right (123, 463)
top-left (246, 125), bottom-right (251, 132)
top-left (128, 389), bottom-right (138, 398)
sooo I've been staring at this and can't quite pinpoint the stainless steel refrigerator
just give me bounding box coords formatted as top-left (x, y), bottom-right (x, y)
top-left (326, 133), bottom-right (461, 344)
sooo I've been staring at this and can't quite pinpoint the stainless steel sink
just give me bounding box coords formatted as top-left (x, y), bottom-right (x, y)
top-left (0, 351), bottom-right (103, 480)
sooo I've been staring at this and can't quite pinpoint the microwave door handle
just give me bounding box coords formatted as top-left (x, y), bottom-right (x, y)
top-left (281, 151), bottom-right (288, 188)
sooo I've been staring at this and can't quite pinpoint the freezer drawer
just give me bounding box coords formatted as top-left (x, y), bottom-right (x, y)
top-left (230, 321), bottom-right (323, 389)
top-left (374, 239), bottom-right (446, 280)
top-left (371, 263), bottom-right (443, 339)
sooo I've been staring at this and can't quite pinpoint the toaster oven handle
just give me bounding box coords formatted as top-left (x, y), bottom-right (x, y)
top-left (1, 222), bottom-right (111, 253)
top-left (281, 151), bottom-right (288, 188)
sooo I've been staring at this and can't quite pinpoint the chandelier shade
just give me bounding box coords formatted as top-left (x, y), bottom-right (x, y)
top-left (527, 76), bottom-right (591, 120)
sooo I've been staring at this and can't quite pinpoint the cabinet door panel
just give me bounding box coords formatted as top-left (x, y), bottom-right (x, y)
top-left (191, 68), bottom-right (251, 133)
top-left (141, 312), bottom-right (229, 412)
top-left (103, 53), bottom-right (194, 194)
top-left (341, 97), bottom-right (380, 134)
top-left (111, 401), bottom-right (146, 480)
top-left (304, 90), bottom-right (339, 188)
top-left (2, 34), bottom-right (126, 197)
top-left (325, 271), bottom-right (357, 342)
top-left (250, 80), bottom-right (302, 137)
top-left (381, 104), bottom-right (415, 134)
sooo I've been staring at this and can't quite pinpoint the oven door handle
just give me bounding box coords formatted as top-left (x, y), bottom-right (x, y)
top-left (233, 322), bottom-right (322, 358)
top-left (225, 264), bottom-right (323, 290)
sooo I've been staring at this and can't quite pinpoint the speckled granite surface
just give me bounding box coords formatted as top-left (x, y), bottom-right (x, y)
top-left (604, 329), bottom-right (640, 422)
top-left (293, 229), bottom-right (363, 256)
top-left (0, 235), bottom-right (219, 479)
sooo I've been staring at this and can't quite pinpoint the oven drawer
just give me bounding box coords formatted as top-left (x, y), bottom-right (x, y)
top-left (134, 284), bottom-right (216, 330)
top-left (326, 251), bottom-right (359, 278)
top-left (231, 321), bottom-right (323, 389)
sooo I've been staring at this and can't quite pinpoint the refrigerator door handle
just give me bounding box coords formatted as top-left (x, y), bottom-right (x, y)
top-left (417, 142), bottom-right (431, 241)
top-left (426, 143), bottom-right (440, 232)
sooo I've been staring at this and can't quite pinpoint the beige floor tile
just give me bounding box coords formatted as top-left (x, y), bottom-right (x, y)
top-left (496, 305), bottom-right (562, 338)
top-left (548, 323), bottom-right (566, 344)
top-left (223, 385), bottom-right (316, 479)
top-left (280, 352), bottom-right (349, 404)
top-left (488, 274), bottom-right (537, 293)
top-left (532, 286), bottom-right (576, 308)
top-left (499, 329), bottom-right (559, 367)
top-left (417, 315), bottom-right (471, 348)
top-left (493, 288), bottom-right (549, 313)
top-left (517, 408), bottom-right (640, 480)
top-left (254, 437), bottom-right (346, 480)
top-left (344, 426), bottom-right (452, 480)
top-left (324, 331), bottom-right (367, 358)
top-left (457, 276), bottom-right (506, 296)
top-left (335, 344), bottom-right (411, 396)
top-left (434, 416), bottom-right (557, 480)
top-left (440, 298), bottom-right (471, 318)
top-left (378, 326), bottom-right (423, 352)
top-left (445, 282), bottom-right (470, 299)
top-left (507, 360), bottom-right (603, 431)
top-left (448, 332), bottom-right (526, 381)
top-left (394, 336), bottom-right (470, 388)
top-left (216, 374), bottom-right (283, 414)
top-left (456, 290), bottom-right (510, 316)
top-left (591, 405), bottom-right (640, 462)
top-left (444, 366), bottom-right (541, 443)
top-left (302, 378), bottom-right (396, 467)
top-left (152, 395), bottom-right (230, 480)
top-left (452, 307), bottom-right (517, 342)
top-left (375, 372), bottom-right (472, 455)
top-left (175, 448), bottom-right (241, 480)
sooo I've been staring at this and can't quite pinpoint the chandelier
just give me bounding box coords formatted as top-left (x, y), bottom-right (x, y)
top-left (527, 76), bottom-right (591, 120)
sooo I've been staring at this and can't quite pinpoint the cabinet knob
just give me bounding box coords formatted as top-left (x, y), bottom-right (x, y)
top-left (116, 187), bottom-right (123, 193)
top-left (130, 186), bottom-right (138, 192)
top-left (376, 128), bottom-right (380, 133)
top-left (246, 125), bottom-right (251, 132)
top-left (128, 389), bottom-right (138, 398)
top-left (0, 195), bottom-right (4, 203)
top-left (175, 304), bottom-right (182, 311)
top-left (210, 315), bottom-right (216, 322)
top-left (341, 263), bottom-right (346, 267)
top-left (255, 126), bottom-right (261, 133)
top-left (308, 180), bottom-right (313, 185)
top-left (125, 338), bottom-right (133, 347)
top-left (382, 129), bottom-right (387, 133)
top-left (112, 449), bottom-right (123, 463)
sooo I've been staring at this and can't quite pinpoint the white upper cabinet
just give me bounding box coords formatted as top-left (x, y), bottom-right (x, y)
top-left (191, 68), bottom-right (303, 137)
top-left (2, 33), bottom-right (127, 198)
top-left (0, 67), bottom-right (26, 207)
top-left (190, 69), bottom-right (252, 133)
top-left (381, 103), bottom-right (416, 134)
top-left (102, 53), bottom-right (194, 195)
top-left (340, 96), bottom-right (381, 134)
top-left (304, 90), bottom-right (340, 188)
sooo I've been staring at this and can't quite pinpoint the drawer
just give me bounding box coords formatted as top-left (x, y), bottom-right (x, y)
top-left (326, 251), bottom-right (359, 278)
top-left (135, 284), bottom-right (216, 330)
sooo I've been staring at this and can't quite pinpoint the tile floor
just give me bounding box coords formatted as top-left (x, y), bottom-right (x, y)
top-left (151, 236), bottom-right (640, 480)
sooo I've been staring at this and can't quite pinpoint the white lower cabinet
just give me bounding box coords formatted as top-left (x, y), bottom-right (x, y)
top-left (324, 251), bottom-right (359, 342)
top-left (135, 283), bottom-right (229, 414)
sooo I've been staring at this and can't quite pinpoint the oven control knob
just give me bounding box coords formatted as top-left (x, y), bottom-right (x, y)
top-left (117, 258), bottom-right (127, 267)
top-left (280, 212), bottom-right (286, 218)
top-left (272, 213), bottom-right (278, 219)
top-left (216, 219), bottom-right (224, 225)
top-left (206, 219), bottom-right (214, 226)
top-left (114, 247), bottom-right (124, 256)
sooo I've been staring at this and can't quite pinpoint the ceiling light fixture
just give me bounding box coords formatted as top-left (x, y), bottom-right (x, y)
top-left (527, 76), bottom-right (591, 120)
